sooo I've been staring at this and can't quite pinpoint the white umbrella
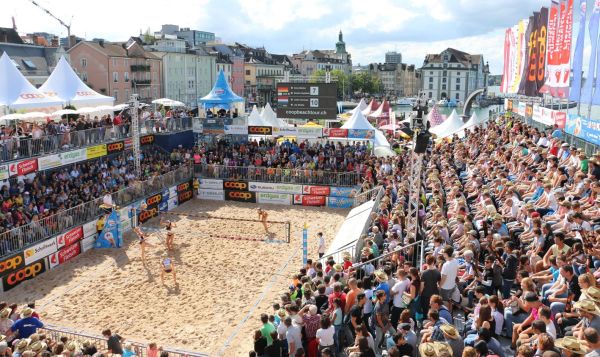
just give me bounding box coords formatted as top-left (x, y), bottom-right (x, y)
top-left (152, 98), bottom-right (185, 107)
top-left (22, 112), bottom-right (50, 119)
top-left (76, 107), bottom-right (98, 114)
top-left (0, 113), bottom-right (25, 120)
top-left (52, 109), bottom-right (78, 116)
top-left (94, 105), bottom-right (115, 111)
top-left (112, 104), bottom-right (128, 111)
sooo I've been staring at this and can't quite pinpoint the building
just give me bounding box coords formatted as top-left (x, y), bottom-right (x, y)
top-left (68, 38), bottom-right (162, 104)
top-left (206, 44), bottom-right (245, 96)
top-left (420, 48), bottom-right (489, 102)
top-left (385, 51), bottom-right (402, 64)
top-left (368, 62), bottom-right (421, 97)
top-left (158, 24), bottom-right (215, 49)
top-left (290, 30), bottom-right (352, 78)
top-left (0, 27), bottom-right (67, 87)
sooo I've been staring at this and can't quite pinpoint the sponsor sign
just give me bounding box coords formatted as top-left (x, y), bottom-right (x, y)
top-left (106, 141), bottom-right (125, 154)
top-left (56, 226), bottom-right (84, 249)
top-left (506, 100), bottom-right (514, 112)
top-left (140, 134), bottom-right (155, 145)
top-left (159, 201), bottom-right (168, 212)
top-left (248, 182), bottom-right (303, 194)
top-left (24, 238), bottom-right (57, 265)
top-left (525, 104), bottom-right (533, 119)
top-left (161, 189), bottom-right (170, 203)
top-left (566, 115), bottom-right (600, 146)
top-left (2, 258), bottom-right (46, 291)
top-left (138, 206), bottom-right (159, 224)
top-left (223, 180), bottom-right (249, 191)
top-left (176, 181), bottom-right (192, 194)
top-left (60, 148), bottom-right (86, 166)
top-left (257, 192), bottom-right (292, 205)
top-left (327, 196), bottom-right (354, 208)
top-left (192, 119), bottom-right (203, 133)
top-left (293, 194), bottom-right (326, 206)
top-left (329, 186), bottom-right (356, 197)
top-left (81, 235), bottom-right (96, 253)
top-left (225, 190), bottom-right (257, 203)
top-left (323, 128), bottom-right (348, 138)
top-left (124, 137), bottom-right (133, 148)
top-left (178, 189), bottom-right (193, 204)
top-left (37, 154), bottom-right (62, 171)
top-left (0, 252), bottom-right (25, 277)
top-left (276, 82), bottom-right (337, 119)
top-left (224, 125), bottom-right (248, 135)
top-left (199, 178), bottom-right (223, 190)
top-left (83, 220), bottom-right (97, 238)
top-left (9, 159), bottom-right (38, 177)
top-left (49, 242), bottom-right (81, 269)
top-left (146, 193), bottom-right (163, 207)
top-left (296, 127), bottom-right (323, 138)
top-left (302, 185), bottom-right (331, 196)
top-left (517, 102), bottom-right (526, 116)
top-left (198, 189), bottom-right (225, 201)
top-left (0, 164), bottom-right (8, 180)
top-left (86, 144), bottom-right (107, 160)
top-left (168, 196), bottom-right (179, 210)
top-left (348, 129), bottom-right (375, 139)
top-left (272, 127), bottom-right (298, 137)
top-left (169, 185), bottom-right (178, 198)
top-left (248, 126), bottom-right (273, 136)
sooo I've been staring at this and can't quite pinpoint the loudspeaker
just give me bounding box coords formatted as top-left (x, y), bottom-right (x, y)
top-left (414, 131), bottom-right (431, 153)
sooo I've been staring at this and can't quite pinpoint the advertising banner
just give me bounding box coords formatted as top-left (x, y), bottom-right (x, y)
top-left (302, 185), bottom-right (331, 196)
top-left (192, 119), bottom-right (203, 133)
top-left (124, 137), bottom-right (133, 148)
top-left (56, 226), bottom-right (84, 249)
top-left (199, 178), bottom-right (224, 190)
top-left (327, 196), bottom-right (354, 208)
top-left (177, 187), bottom-right (193, 204)
top-left (223, 180), bottom-right (249, 191)
top-left (0, 164), bottom-right (8, 180)
top-left (140, 134), bottom-right (155, 146)
top-left (49, 242), bottom-right (81, 269)
top-left (329, 186), bottom-right (357, 197)
top-left (277, 83), bottom-right (338, 120)
top-left (24, 238), bottom-right (57, 265)
top-left (569, 0), bottom-right (587, 102)
top-left (581, 0), bottom-right (600, 104)
top-left (525, 104), bottom-right (534, 119)
top-left (106, 141), bottom-right (125, 155)
top-left (517, 102), bottom-right (526, 116)
top-left (224, 190), bottom-right (256, 203)
top-left (83, 220), bottom-right (97, 238)
top-left (272, 127), bottom-right (299, 137)
top-left (0, 252), bottom-right (25, 278)
top-left (2, 257), bottom-right (46, 292)
top-left (138, 205), bottom-right (159, 224)
top-left (296, 127), bottom-right (323, 138)
top-left (9, 158), bottom-right (38, 177)
top-left (159, 200), bottom-right (168, 212)
top-left (198, 189), bottom-right (225, 201)
top-left (293, 194), bottom-right (326, 206)
top-left (557, 0), bottom-right (574, 98)
top-left (37, 154), bottom-right (62, 171)
top-left (507, 100), bottom-right (514, 112)
top-left (145, 193), bottom-right (163, 207)
top-left (176, 181), bottom-right (192, 194)
top-left (565, 115), bottom-right (600, 146)
top-left (323, 128), bottom-right (348, 138)
top-left (248, 126), bottom-right (273, 136)
top-left (249, 182), bottom-right (303, 194)
top-left (81, 235), bottom-right (96, 253)
top-left (167, 195), bottom-right (179, 210)
top-left (500, 27), bottom-right (513, 93)
top-left (348, 129), bottom-right (375, 140)
top-left (95, 210), bottom-right (122, 248)
top-left (519, 14), bottom-right (537, 95)
top-left (60, 148), bottom-right (86, 166)
top-left (224, 125), bottom-right (248, 135)
top-left (203, 118), bottom-right (225, 135)
top-left (540, 0), bottom-right (560, 96)
top-left (86, 144), bottom-right (107, 160)
top-left (257, 192), bottom-right (292, 205)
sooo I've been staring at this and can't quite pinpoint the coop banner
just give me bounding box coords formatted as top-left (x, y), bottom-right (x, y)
top-left (257, 192), bottom-right (292, 205)
top-left (327, 196), bottom-right (354, 209)
top-left (223, 180), bottom-right (249, 191)
top-left (199, 178), bottom-right (223, 190)
top-left (225, 190), bottom-right (257, 203)
top-left (249, 182), bottom-right (303, 194)
top-left (198, 189), bottom-right (225, 201)
top-left (137, 205), bottom-right (159, 224)
top-left (95, 211), bottom-right (122, 248)
top-left (329, 186), bottom-right (357, 197)
top-left (0, 252), bottom-right (25, 278)
top-left (2, 257), bottom-right (47, 292)
top-left (293, 194), bottom-right (326, 206)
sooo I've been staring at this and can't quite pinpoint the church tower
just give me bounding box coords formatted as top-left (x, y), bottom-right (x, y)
top-left (335, 30), bottom-right (346, 54)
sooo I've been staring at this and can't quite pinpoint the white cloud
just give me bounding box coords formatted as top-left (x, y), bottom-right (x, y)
top-left (236, 0), bottom-right (333, 31)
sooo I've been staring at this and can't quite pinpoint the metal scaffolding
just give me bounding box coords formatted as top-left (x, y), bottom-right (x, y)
top-left (405, 150), bottom-right (423, 243)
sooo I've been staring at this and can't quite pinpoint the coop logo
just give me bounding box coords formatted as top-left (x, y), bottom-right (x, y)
top-left (107, 142), bottom-right (124, 153)
top-left (20, 93), bottom-right (45, 99)
top-left (4, 261), bottom-right (45, 289)
top-left (146, 194), bottom-right (162, 206)
top-left (140, 135), bottom-right (154, 145)
top-left (178, 191), bottom-right (192, 202)
top-left (248, 126), bottom-right (272, 135)
top-left (228, 191), bottom-right (253, 200)
top-left (0, 255), bottom-right (24, 275)
top-left (177, 182), bottom-right (190, 192)
top-left (139, 207), bottom-right (158, 222)
top-left (223, 181), bottom-right (248, 190)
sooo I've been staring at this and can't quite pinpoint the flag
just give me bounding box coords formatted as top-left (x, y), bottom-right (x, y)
top-left (581, 1), bottom-right (600, 104)
top-left (557, 0), bottom-right (574, 98)
top-left (569, 0), bottom-right (588, 102)
top-left (95, 210), bottom-right (122, 248)
top-left (428, 105), bottom-right (444, 127)
top-left (539, 0), bottom-right (560, 95)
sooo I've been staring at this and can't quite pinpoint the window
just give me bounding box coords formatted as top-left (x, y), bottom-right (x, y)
top-left (456, 78), bottom-right (460, 84)
top-left (81, 58), bottom-right (87, 68)
top-left (113, 90), bottom-right (119, 100)
top-left (443, 71), bottom-right (447, 77)
top-left (442, 78), bottom-right (447, 83)
top-left (113, 72), bottom-right (118, 82)
top-left (112, 58), bottom-right (117, 67)
top-left (456, 84), bottom-right (460, 90)
top-left (125, 89), bottom-right (130, 100)
top-left (428, 84), bottom-right (433, 90)
top-left (22, 59), bottom-right (37, 70)
top-left (430, 71), bottom-right (433, 75)
top-left (82, 72), bottom-right (88, 82)
top-left (124, 72), bottom-right (129, 82)
top-left (443, 55), bottom-right (449, 61)
top-left (442, 84), bottom-right (446, 90)
top-left (429, 77), bottom-right (433, 83)
top-left (455, 93), bottom-right (460, 100)
top-left (443, 63), bottom-right (447, 68)
top-left (456, 72), bottom-right (460, 76)
top-left (428, 92), bottom-right (432, 98)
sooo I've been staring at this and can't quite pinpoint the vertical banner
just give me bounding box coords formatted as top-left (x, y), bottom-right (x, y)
top-left (95, 211), bottom-right (122, 248)
top-left (581, 1), bottom-right (600, 104)
top-left (302, 223), bottom-right (308, 265)
top-left (521, 8), bottom-right (548, 97)
top-left (519, 15), bottom-right (537, 95)
top-left (535, 7), bottom-right (549, 93)
top-left (570, 0), bottom-right (588, 101)
top-left (557, 0), bottom-right (575, 98)
top-left (501, 27), bottom-right (513, 93)
top-left (511, 21), bottom-right (528, 93)
top-left (540, 0), bottom-right (560, 95)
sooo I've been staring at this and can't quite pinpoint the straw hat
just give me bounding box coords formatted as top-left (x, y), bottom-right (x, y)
top-left (555, 337), bottom-right (588, 355)
top-left (28, 333), bottom-right (40, 342)
top-left (29, 341), bottom-right (47, 354)
top-left (375, 270), bottom-right (388, 281)
top-left (19, 307), bottom-right (33, 318)
top-left (419, 342), bottom-right (453, 357)
top-left (0, 309), bottom-right (10, 319)
top-left (342, 251), bottom-right (352, 260)
top-left (574, 299), bottom-right (600, 315)
top-left (586, 286), bottom-right (600, 302)
top-left (66, 341), bottom-right (80, 352)
top-left (333, 263), bottom-right (343, 272)
top-left (15, 339), bottom-right (30, 352)
top-left (440, 324), bottom-right (459, 339)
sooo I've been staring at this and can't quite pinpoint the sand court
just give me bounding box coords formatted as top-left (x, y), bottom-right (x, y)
top-left (3, 200), bottom-right (347, 356)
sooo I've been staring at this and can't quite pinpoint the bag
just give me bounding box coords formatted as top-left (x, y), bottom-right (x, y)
top-left (413, 295), bottom-right (424, 321)
top-left (402, 292), bottom-right (413, 306)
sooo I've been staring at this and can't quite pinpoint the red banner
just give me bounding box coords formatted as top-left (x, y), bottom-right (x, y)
top-left (539, 0), bottom-right (559, 95)
top-left (56, 226), bottom-right (84, 249)
top-left (50, 243), bottom-right (81, 268)
top-left (9, 159), bottom-right (38, 177)
top-left (324, 128), bottom-right (348, 138)
top-left (557, 0), bottom-right (574, 98)
top-left (302, 185), bottom-right (331, 196)
top-left (293, 194), bottom-right (326, 206)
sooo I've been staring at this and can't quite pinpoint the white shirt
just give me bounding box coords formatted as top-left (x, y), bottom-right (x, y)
top-left (316, 326), bottom-right (335, 346)
top-left (318, 236), bottom-right (325, 253)
top-left (391, 278), bottom-right (411, 307)
top-left (277, 323), bottom-right (287, 340)
top-left (440, 258), bottom-right (459, 290)
top-left (546, 321), bottom-right (557, 339)
top-left (286, 325), bottom-right (302, 354)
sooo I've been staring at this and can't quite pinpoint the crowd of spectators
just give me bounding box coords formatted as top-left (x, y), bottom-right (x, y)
top-left (250, 115), bottom-right (600, 357)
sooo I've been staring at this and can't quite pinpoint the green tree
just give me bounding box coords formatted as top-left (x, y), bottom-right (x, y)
top-left (309, 69), bottom-right (350, 99)
top-left (350, 72), bottom-right (382, 95)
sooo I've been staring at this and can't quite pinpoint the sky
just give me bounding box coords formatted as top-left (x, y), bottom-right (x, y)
top-left (6, 0), bottom-right (551, 74)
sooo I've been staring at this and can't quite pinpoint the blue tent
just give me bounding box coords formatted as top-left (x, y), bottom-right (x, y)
top-left (199, 70), bottom-right (244, 107)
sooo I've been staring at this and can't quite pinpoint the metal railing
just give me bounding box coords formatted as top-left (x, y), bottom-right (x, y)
top-left (0, 117), bottom-right (193, 164)
top-left (353, 186), bottom-right (382, 207)
top-left (0, 165), bottom-right (193, 258)
top-left (351, 240), bottom-right (426, 273)
top-left (354, 186), bottom-right (385, 257)
top-left (317, 240), bottom-right (359, 266)
top-left (193, 164), bottom-right (361, 187)
top-left (40, 324), bottom-right (209, 357)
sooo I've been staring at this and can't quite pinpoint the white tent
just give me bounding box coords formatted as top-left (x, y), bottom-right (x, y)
top-left (0, 53), bottom-right (63, 110)
top-left (374, 129), bottom-right (390, 147)
top-left (247, 105), bottom-right (270, 126)
top-left (341, 109), bottom-right (377, 131)
top-left (39, 56), bottom-right (114, 107)
top-left (152, 98), bottom-right (185, 107)
top-left (260, 103), bottom-right (288, 128)
top-left (430, 109), bottom-right (464, 139)
top-left (461, 112), bottom-right (487, 131)
top-left (348, 98), bottom-right (367, 115)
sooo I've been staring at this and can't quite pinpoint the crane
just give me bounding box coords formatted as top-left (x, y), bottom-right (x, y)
top-left (26, 0), bottom-right (73, 47)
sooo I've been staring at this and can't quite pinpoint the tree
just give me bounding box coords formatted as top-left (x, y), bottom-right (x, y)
top-left (350, 72), bottom-right (382, 95)
top-left (309, 69), bottom-right (350, 99)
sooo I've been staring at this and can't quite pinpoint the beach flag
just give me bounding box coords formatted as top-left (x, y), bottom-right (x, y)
top-left (95, 210), bottom-right (122, 248)
top-left (429, 106), bottom-right (444, 127)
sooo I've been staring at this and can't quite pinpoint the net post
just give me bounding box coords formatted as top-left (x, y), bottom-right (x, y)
top-left (287, 221), bottom-right (291, 244)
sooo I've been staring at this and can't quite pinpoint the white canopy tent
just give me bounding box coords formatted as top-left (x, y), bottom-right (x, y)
top-left (152, 98), bottom-right (185, 107)
top-left (39, 56), bottom-right (114, 107)
top-left (348, 98), bottom-right (367, 115)
top-left (430, 109), bottom-right (464, 139)
top-left (0, 53), bottom-right (63, 110)
top-left (247, 105), bottom-right (270, 126)
top-left (341, 109), bottom-right (376, 131)
top-left (260, 103), bottom-right (289, 128)
top-left (373, 129), bottom-right (396, 157)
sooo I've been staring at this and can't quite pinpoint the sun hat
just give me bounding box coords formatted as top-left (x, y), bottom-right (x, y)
top-left (28, 333), bottom-right (40, 342)
top-left (15, 339), bottom-right (30, 352)
top-left (375, 270), bottom-right (388, 281)
top-left (19, 307), bottom-right (33, 319)
top-left (0, 341), bottom-right (7, 354)
top-left (0, 309), bottom-right (10, 319)
top-left (440, 324), bottom-right (459, 338)
top-left (333, 263), bottom-right (343, 272)
top-left (66, 341), bottom-right (80, 352)
top-left (342, 251), bottom-right (352, 260)
top-left (308, 305), bottom-right (318, 315)
top-left (29, 341), bottom-right (47, 354)
top-left (555, 336), bottom-right (588, 355)
top-left (586, 286), bottom-right (600, 302)
top-left (574, 299), bottom-right (600, 315)
top-left (418, 342), bottom-right (437, 357)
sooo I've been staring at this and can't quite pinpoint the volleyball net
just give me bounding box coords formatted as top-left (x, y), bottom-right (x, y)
top-left (135, 210), bottom-right (291, 243)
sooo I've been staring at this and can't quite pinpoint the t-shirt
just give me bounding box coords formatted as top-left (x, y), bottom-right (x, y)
top-left (546, 321), bottom-right (557, 339)
top-left (374, 301), bottom-right (390, 327)
top-left (107, 334), bottom-right (123, 355)
top-left (286, 325), bottom-right (302, 354)
top-left (421, 269), bottom-right (441, 297)
top-left (391, 279), bottom-right (411, 307)
top-left (440, 259), bottom-right (459, 290)
top-left (10, 317), bottom-right (43, 339)
top-left (347, 304), bottom-right (363, 326)
top-left (261, 322), bottom-right (276, 345)
top-left (316, 326), bottom-right (335, 346)
top-left (374, 282), bottom-right (390, 304)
